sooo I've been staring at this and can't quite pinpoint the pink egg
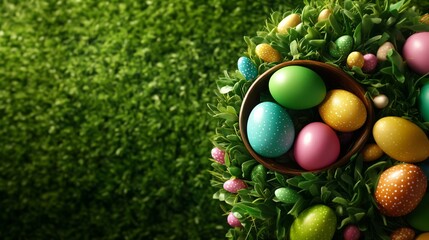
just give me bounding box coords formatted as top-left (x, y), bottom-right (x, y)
top-left (403, 32), bottom-right (429, 75)
top-left (294, 122), bottom-right (340, 171)
top-left (211, 147), bottom-right (225, 164)
top-left (362, 53), bottom-right (377, 72)
top-left (227, 212), bottom-right (242, 228)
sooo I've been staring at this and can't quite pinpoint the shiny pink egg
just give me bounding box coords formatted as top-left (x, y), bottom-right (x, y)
top-left (293, 122), bottom-right (340, 171)
top-left (403, 32), bottom-right (429, 75)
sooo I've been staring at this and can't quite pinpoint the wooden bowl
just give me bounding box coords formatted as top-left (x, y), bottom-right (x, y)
top-left (239, 60), bottom-right (374, 175)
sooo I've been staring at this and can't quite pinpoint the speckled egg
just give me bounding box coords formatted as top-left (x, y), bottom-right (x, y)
top-left (237, 56), bottom-right (258, 81)
top-left (361, 143), bottom-right (384, 162)
top-left (347, 51), bottom-right (364, 69)
top-left (362, 53), bottom-right (378, 72)
top-left (290, 204), bottom-right (337, 240)
top-left (373, 117), bottom-right (429, 163)
top-left (255, 43), bottom-right (282, 63)
top-left (390, 228), bottom-right (415, 240)
top-left (211, 147), bottom-right (225, 164)
top-left (375, 164), bottom-right (427, 217)
top-left (227, 212), bottom-right (242, 228)
top-left (377, 42), bottom-right (395, 62)
top-left (247, 102), bottom-right (295, 158)
top-left (318, 89), bottom-right (367, 132)
top-left (275, 187), bottom-right (301, 204)
top-left (329, 35), bottom-right (353, 58)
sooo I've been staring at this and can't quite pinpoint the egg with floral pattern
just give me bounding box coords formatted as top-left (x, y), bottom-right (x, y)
top-left (247, 102), bottom-right (295, 158)
top-left (375, 164), bottom-right (427, 217)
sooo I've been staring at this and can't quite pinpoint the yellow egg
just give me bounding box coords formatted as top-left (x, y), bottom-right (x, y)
top-left (277, 13), bottom-right (301, 34)
top-left (361, 143), bottom-right (384, 162)
top-left (318, 89), bottom-right (367, 132)
top-left (373, 117), bottom-right (429, 163)
top-left (255, 43), bottom-right (282, 63)
top-left (318, 9), bottom-right (332, 22)
top-left (347, 51), bottom-right (364, 68)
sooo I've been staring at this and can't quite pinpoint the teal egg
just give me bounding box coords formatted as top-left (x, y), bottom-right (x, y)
top-left (419, 83), bottom-right (429, 121)
top-left (238, 56), bottom-right (258, 81)
top-left (269, 66), bottom-right (326, 110)
top-left (247, 102), bottom-right (295, 158)
top-left (329, 35), bottom-right (353, 58)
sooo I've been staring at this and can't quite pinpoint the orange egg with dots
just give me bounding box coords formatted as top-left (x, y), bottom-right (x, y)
top-left (416, 232), bottom-right (429, 240)
top-left (375, 164), bottom-right (427, 217)
top-left (390, 227), bottom-right (415, 240)
top-left (255, 43), bottom-right (282, 63)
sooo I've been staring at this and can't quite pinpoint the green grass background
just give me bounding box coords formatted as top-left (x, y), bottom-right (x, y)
top-left (0, 0), bottom-right (292, 239)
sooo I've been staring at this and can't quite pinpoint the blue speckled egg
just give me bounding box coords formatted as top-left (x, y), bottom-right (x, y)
top-left (238, 56), bottom-right (258, 81)
top-left (247, 101), bottom-right (295, 158)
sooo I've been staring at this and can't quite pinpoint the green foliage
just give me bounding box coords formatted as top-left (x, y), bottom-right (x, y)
top-left (0, 0), bottom-right (296, 239)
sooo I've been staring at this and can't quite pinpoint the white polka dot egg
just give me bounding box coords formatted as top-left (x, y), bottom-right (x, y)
top-left (375, 163), bottom-right (427, 217)
top-left (246, 101), bottom-right (295, 158)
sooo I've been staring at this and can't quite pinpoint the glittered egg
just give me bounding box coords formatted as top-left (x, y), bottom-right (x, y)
top-left (269, 66), bottom-right (326, 109)
top-left (237, 56), bottom-right (258, 81)
top-left (347, 51), bottom-right (364, 68)
top-left (277, 13), bottom-right (301, 34)
top-left (255, 43), bottom-right (282, 63)
top-left (294, 122), bottom-right (340, 171)
top-left (329, 35), bottom-right (353, 58)
top-left (362, 53), bottom-right (377, 72)
top-left (373, 117), bottom-right (429, 163)
top-left (407, 193), bottom-right (429, 231)
top-left (419, 83), bottom-right (429, 121)
top-left (247, 102), bottom-right (295, 158)
top-left (290, 205), bottom-right (337, 240)
top-left (377, 41), bottom-right (395, 62)
top-left (318, 89), bottom-right (367, 132)
top-left (375, 164), bottom-right (427, 217)
top-left (361, 143), bottom-right (384, 162)
top-left (403, 32), bottom-right (429, 75)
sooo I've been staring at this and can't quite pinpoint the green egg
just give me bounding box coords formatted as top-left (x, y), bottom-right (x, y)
top-left (329, 35), bottom-right (353, 58)
top-left (290, 204), bottom-right (337, 240)
top-left (269, 66), bottom-right (326, 110)
top-left (274, 187), bottom-right (300, 204)
top-left (407, 193), bottom-right (429, 231)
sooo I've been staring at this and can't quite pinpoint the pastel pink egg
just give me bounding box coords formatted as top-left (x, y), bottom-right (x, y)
top-left (211, 147), bottom-right (225, 164)
top-left (227, 212), bottom-right (242, 228)
top-left (293, 122), bottom-right (340, 171)
top-left (403, 32), bottom-right (429, 75)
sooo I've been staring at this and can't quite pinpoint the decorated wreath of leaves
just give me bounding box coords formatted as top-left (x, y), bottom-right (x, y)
top-left (208, 0), bottom-right (429, 239)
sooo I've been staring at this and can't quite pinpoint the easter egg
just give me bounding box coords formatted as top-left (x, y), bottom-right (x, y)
top-left (294, 122), bottom-right (340, 171)
top-left (347, 51), bottom-right (364, 68)
top-left (274, 187), bottom-right (300, 204)
top-left (403, 32), bottom-right (429, 74)
top-left (318, 9), bottom-right (332, 22)
top-left (318, 89), bottom-right (367, 132)
top-left (361, 143), bottom-right (384, 162)
top-left (390, 228), bottom-right (415, 240)
top-left (419, 83), bottom-right (429, 121)
top-left (223, 178), bottom-right (247, 193)
top-left (373, 117), bottom-right (429, 162)
top-left (269, 66), bottom-right (326, 109)
top-left (290, 204), bottom-right (337, 240)
top-left (377, 41), bottom-right (395, 62)
top-left (421, 14), bottom-right (429, 24)
top-left (247, 102), bottom-right (295, 158)
top-left (278, 13), bottom-right (301, 34)
top-left (237, 56), bottom-right (258, 81)
top-left (372, 94), bottom-right (389, 109)
top-left (416, 232), bottom-right (429, 240)
top-left (227, 212), bottom-right (242, 228)
top-left (362, 53), bottom-right (377, 72)
top-left (343, 225), bottom-right (361, 240)
top-left (407, 193), bottom-right (429, 231)
top-left (255, 43), bottom-right (282, 63)
top-left (329, 35), bottom-right (353, 58)
top-left (375, 164), bottom-right (427, 217)
top-left (211, 147), bottom-right (225, 164)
